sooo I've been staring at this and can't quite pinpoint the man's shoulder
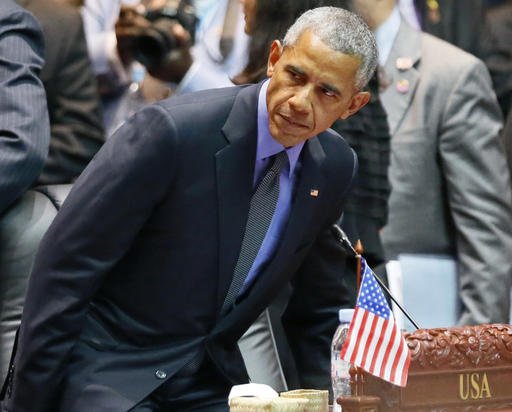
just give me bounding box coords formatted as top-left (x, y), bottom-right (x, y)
top-left (317, 128), bottom-right (356, 166)
top-left (0, 0), bottom-right (21, 18)
top-left (0, 0), bottom-right (36, 27)
top-left (0, 1), bottom-right (44, 63)
top-left (420, 31), bottom-right (482, 72)
top-left (159, 85), bottom-right (250, 110)
top-left (318, 127), bottom-right (351, 150)
top-left (156, 84), bottom-right (260, 129)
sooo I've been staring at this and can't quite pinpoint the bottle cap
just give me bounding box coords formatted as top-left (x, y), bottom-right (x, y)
top-left (338, 308), bottom-right (355, 323)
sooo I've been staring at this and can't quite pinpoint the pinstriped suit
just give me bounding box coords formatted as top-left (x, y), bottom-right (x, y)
top-left (0, 0), bottom-right (49, 214)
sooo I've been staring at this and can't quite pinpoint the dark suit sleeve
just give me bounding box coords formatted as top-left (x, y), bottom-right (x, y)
top-left (282, 149), bottom-right (357, 391)
top-left (5, 104), bottom-right (177, 412)
top-left (37, 8), bottom-right (105, 185)
top-left (0, 7), bottom-right (49, 214)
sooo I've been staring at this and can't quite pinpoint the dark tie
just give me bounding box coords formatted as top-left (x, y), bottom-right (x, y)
top-left (222, 151), bottom-right (288, 311)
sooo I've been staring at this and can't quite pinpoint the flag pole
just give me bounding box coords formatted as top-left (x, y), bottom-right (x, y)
top-left (331, 225), bottom-right (421, 330)
top-left (354, 239), bottom-right (365, 396)
top-left (367, 267), bottom-right (420, 330)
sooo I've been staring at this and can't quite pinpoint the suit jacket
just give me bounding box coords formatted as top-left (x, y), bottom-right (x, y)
top-left (505, 109), bottom-right (512, 185)
top-left (4, 83), bottom-right (357, 411)
top-left (380, 21), bottom-right (512, 325)
top-left (17, 0), bottom-right (105, 185)
top-left (0, 0), bottom-right (49, 215)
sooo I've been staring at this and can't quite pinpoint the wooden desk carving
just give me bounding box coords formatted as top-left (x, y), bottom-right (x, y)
top-left (338, 324), bottom-right (512, 411)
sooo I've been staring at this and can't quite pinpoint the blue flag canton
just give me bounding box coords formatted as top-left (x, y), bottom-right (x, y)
top-left (356, 263), bottom-right (391, 320)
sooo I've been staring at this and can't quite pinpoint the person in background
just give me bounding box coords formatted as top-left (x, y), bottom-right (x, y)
top-left (80, 1), bottom-right (177, 136)
top-left (233, 0), bottom-right (315, 85)
top-left (350, 0), bottom-right (512, 325)
top-left (400, 0), bottom-right (510, 57)
top-left (0, 0), bottom-right (49, 214)
top-left (480, 0), bottom-right (512, 200)
top-left (81, 0), bottom-right (248, 134)
top-left (16, 0), bottom-right (104, 185)
top-left (0, 0), bottom-right (50, 385)
top-left (2, 7), bottom-right (376, 412)
top-left (504, 111), bottom-right (512, 185)
top-left (480, 0), bottom-right (512, 120)
top-left (404, 0), bottom-right (485, 56)
top-left (173, 0), bottom-right (250, 94)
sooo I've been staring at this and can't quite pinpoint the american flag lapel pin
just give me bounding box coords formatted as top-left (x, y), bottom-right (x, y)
top-left (310, 189), bottom-right (319, 197)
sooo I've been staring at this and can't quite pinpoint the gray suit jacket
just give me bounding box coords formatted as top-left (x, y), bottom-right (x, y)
top-left (380, 22), bottom-right (512, 325)
top-left (0, 0), bottom-right (49, 214)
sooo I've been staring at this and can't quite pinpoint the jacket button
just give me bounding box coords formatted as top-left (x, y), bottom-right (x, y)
top-left (155, 369), bottom-right (167, 379)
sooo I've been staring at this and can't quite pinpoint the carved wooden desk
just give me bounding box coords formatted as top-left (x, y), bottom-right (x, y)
top-left (338, 324), bottom-right (512, 411)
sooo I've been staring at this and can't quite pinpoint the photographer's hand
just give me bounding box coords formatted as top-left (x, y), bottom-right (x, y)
top-left (146, 22), bottom-right (193, 83)
top-left (115, 5), bottom-right (151, 68)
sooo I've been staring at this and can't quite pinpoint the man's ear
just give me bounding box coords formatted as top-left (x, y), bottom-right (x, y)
top-left (339, 91), bottom-right (371, 120)
top-left (267, 40), bottom-right (283, 78)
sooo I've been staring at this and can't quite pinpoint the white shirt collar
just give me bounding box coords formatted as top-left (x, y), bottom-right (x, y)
top-left (375, 6), bottom-right (401, 66)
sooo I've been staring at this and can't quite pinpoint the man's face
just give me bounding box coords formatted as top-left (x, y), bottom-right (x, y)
top-left (266, 30), bottom-right (370, 148)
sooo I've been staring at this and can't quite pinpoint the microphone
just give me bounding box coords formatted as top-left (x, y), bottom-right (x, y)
top-left (331, 224), bottom-right (358, 257)
top-left (331, 224), bottom-right (420, 330)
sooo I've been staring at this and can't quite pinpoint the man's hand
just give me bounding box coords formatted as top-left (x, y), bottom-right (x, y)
top-left (145, 22), bottom-right (193, 83)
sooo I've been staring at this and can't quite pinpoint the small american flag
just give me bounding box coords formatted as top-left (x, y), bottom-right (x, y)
top-left (340, 258), bottom-right (411, 387)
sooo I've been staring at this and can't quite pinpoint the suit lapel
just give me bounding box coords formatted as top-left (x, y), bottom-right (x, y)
top-left (215, 84), bottom-right (260, 311)
top-left (271, 137), bottom-right (327, 267)
top-left (380, 21), bottom-right (421, 134)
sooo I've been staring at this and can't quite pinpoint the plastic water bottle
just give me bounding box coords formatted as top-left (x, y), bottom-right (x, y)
top-left (331, 308), bottom-right (354, 412)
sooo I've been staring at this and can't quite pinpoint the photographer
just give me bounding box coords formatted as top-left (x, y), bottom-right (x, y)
top-left (115, 1), bottom-right (195, 83)
top-left (173, 0), bottom-right (249, 95)
top-left (81, 0), bottom-right (195, 134)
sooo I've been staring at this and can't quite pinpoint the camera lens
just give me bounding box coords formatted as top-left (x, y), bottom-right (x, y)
top-left (133, 19), bottom-right (178, 69)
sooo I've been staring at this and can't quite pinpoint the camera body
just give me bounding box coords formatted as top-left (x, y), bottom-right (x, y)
top-left (132, 0), bottom-right (197, 69)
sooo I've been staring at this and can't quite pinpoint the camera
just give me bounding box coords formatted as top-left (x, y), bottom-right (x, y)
top-left (132, 0), bottom-right (197, 70)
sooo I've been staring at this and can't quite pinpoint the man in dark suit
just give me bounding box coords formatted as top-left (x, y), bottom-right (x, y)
top-left (0, 0), bottom-right (49, 215)
top-left (3, 7), bottom-right (377, 412)
top-left (16, 0), bottom-right (104, 185)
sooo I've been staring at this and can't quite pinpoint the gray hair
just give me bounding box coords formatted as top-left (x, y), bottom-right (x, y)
top-left (283, 7), bottom-right (378, 89)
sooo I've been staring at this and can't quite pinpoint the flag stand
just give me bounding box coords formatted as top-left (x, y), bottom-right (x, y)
top-left (332, 225), bottom-right (417, 391)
